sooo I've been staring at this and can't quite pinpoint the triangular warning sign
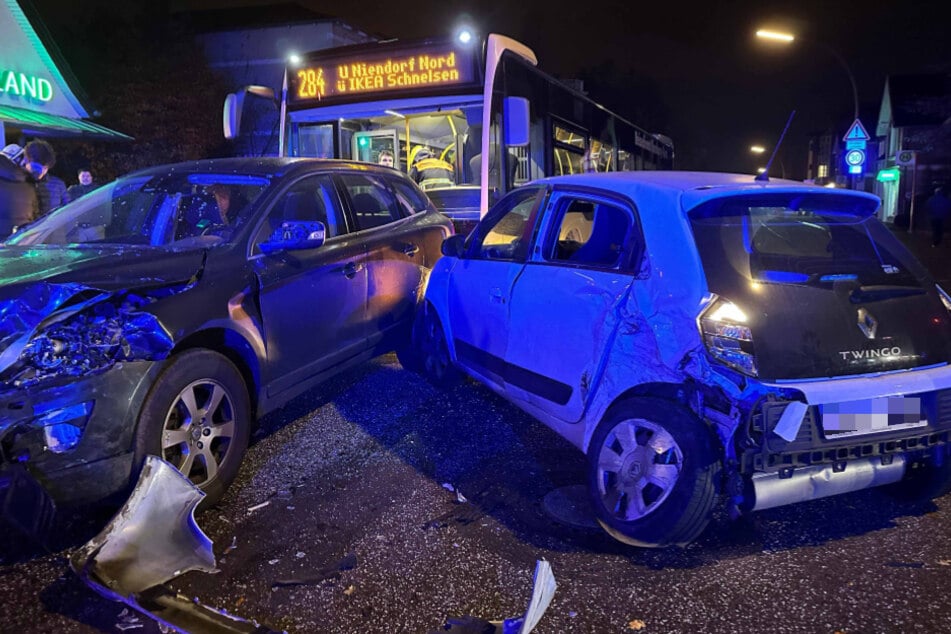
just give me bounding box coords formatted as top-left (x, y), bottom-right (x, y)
top-left (843, 119), bottom-right (870, 141)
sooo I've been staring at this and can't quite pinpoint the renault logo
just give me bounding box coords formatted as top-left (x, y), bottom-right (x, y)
top-left (857, 308), bottom-right (878, 339)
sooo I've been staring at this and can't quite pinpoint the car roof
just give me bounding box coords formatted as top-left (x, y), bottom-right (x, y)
top-left (125, 157), bottom-right (402, 181)
top-left (534, 171), bottom-right (881, 212)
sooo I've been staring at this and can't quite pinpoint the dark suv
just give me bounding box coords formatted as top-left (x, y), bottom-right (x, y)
top-left (0, 158), bottom-right (452, 533)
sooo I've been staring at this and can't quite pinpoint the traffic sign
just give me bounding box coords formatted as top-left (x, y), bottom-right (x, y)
top-left (845, 149), bottom-right (866, 166)
top-left (896, 150), bottom-right (916, 166)
top-left (846, 139), bottom-right (866, 150)
top-left (843, 119), bottom-right (870, 142)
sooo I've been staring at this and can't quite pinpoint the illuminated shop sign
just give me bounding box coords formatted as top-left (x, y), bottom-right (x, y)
top-left (0, 68), bottom-right (54, 102)
top-left (289, 42), bottom-right (478, 105)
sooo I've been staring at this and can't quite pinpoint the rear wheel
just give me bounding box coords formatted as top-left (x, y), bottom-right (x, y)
top-left (411, 301), bottom-right (461, 388)
top-left (587, 398), bottom-right (720, 547)
top-left (135, 349), bottom-right (250, 507)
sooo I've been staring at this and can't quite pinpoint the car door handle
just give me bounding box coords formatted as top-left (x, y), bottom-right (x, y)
top-left (490, 288), bottom-right (505, 304)
top-left (341, 262), bottom-right (362, 279)
top-left (400, 244), bottom-right (419, 257)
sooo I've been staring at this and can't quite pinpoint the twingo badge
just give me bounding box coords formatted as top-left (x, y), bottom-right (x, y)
top-left (292, 46), bottom-right (470, 102)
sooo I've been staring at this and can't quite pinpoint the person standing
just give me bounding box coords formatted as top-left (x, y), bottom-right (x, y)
top-left (925, 186), bottom-right (951, 247)
top-left (0, 144), bottom-right (39, 237)
top-left (67, 168), bottom-right (97, 201)
top-left (22, 140), bottom-right (67, 216)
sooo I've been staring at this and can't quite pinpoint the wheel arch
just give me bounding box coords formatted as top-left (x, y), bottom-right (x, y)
top-left (583, 381), bottom-right (708, 453)
top-left (171, 328), bottom-right (263, 418)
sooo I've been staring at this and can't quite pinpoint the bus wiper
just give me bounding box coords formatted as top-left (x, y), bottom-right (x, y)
top-left (849, 285), bottom-right (925, 303)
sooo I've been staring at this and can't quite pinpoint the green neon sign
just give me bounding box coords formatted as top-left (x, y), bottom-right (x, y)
top-left (0, 69), bottom-right (54, 102)
top-left (876, 168), bottom-right (900, 182)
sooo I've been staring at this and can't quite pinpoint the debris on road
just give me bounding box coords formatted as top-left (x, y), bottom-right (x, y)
top-left (223, 537), bottom-right (238, 555)
top-left (429, 560), bottom-right (556, 634)
top-left (116, 607), bottom-right (144, 631)
top-left (628, 619), bottom-right (647, 631)
top-left (70, 456), bottom-right (284, 634)
top-left (271, 552), bottom-right (358, 588)
top-left (247, 500), bottom-right (271, 513)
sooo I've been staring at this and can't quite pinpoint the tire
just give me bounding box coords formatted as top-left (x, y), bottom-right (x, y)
top-left (410, 301), bottom-right (461, 389)
top-left (134, 349), bottom-right (251, 507)
top-left (587, 397), bottom-right (720, 548)
top-left (884, 456), bottom-right (951, 502)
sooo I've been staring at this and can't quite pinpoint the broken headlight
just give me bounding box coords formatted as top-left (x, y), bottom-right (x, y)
top-left (699, 296), bottom-right (758, 376)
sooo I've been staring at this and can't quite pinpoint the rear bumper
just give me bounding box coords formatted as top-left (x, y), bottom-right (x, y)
top-left (738, 366), bottom-right (951, 476)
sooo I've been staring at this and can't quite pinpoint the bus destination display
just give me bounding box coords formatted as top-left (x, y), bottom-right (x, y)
top-left (290, 42), bottom-right (477, 104)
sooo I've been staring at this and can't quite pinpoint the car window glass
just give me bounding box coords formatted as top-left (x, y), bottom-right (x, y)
top-left (546, 197), bottom-right (633, 268)
top-left (252, 175), bottom-right (341, 255)
top-left (471, 187), bottom-right (541, 261)
top-left (340, 173), bottom-right (401, 230)
top-left (388, 176), bottom-right (430, 216)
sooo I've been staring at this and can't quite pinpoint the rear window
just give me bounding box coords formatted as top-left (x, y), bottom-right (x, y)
top-left (688, 193), bottom-right (926, 290)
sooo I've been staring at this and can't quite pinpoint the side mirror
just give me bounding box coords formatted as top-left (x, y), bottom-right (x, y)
top-left (503, 96), bottom-right (530, 147)
top-left (259, 221), bottom-right (326, 254)
top-left (441, 234), bottom-right (467, 258)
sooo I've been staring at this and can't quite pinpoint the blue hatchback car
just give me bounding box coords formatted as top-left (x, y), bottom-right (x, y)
top-left (413, 171), bottom-right (951, 547)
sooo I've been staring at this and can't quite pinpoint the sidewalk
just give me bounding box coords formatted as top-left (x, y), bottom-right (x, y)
top-left (889, 223), bottom-right (951, 289)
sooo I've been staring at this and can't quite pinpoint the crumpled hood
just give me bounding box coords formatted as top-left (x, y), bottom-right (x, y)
top-left (0, 247), bottom-right (199, 385)
top-left (0, 246), bottom-right (205, 293)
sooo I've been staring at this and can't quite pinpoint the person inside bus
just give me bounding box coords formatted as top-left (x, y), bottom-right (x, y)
top-left (409, 147), bottom-right (453, 190)
top-left (378, 149), bottom-right (395, 168)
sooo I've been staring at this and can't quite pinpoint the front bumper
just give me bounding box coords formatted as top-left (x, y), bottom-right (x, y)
top-left (0, 360), bottom-right (157, 508)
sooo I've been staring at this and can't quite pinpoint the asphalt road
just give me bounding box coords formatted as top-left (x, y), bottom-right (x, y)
top-left (2, 225), bottom-right (951, 633)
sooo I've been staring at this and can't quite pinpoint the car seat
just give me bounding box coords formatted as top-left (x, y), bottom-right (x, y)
top-left (351, 192), bottom-right (390, 229)
top-left (569, 204), bottom-right (630, 267)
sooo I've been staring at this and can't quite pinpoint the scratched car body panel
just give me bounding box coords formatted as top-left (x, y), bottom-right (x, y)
top-left (419, 171), bottom-right (951, 547)
top-left (0, 157), bottom-right (452, 533)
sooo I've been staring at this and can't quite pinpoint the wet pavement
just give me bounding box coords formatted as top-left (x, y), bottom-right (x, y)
top-left (2, 224), bottom-right (951, 634)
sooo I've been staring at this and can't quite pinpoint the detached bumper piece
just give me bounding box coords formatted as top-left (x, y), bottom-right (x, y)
top-left (0, 463), bottom-right (56, 542)
top-left (70, 456), bottom-right (282, 634)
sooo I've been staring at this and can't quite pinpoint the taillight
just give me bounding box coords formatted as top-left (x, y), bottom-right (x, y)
top-left (699, 296), bottom-right (758, 376)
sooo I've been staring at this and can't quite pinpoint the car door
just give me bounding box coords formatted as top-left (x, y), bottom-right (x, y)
top-left (503, 189), bottom-right (642, 423)
top-left (446, 186), bottom-right (546, 389)
top-left (336, 171), bottom-right (424, 349)
top-left (252, 173), bottom-right (369, 397)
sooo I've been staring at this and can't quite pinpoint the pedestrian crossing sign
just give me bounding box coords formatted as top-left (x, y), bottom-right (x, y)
top-left (843, 119), bottom-right (870, 142)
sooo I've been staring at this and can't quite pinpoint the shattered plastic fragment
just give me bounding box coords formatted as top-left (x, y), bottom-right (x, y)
top-left (223, 537), bottom-right (237, 555)
top-left (247, 500), bottom-right (270, 513)
top-left (628, 620), bottom-right (646, 631)
top-left (70, 456), bottom-right (284, 634)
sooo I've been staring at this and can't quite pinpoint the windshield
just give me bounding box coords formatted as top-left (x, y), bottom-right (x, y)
top-left (7, 172), bottom-right (269, 248)
top-left (689, 193), bottom-right (927, 291)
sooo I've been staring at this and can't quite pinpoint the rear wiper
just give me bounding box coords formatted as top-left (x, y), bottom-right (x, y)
top-left (849, 285), bottom-right (925, 303)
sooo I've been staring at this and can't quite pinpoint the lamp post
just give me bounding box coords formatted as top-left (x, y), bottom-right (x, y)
top-left (755, 29), bottom-right (860, 122)
top-left (756, 29), bottom-right (862, 187)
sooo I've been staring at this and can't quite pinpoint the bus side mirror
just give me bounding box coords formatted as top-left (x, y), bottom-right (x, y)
top-left (503, 97), bottom-right (530, 147)
top-left (223, 85), bottom-right (277, 139)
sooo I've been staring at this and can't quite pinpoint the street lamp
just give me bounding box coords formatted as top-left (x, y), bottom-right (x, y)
top-left (750, 144), bottom-right (785, 178)
top-left (755, 28), bottom-right (859, 121)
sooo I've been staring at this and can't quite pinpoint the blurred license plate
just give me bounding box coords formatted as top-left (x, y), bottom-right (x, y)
top-left (821, 396), bottom-right (927, 438)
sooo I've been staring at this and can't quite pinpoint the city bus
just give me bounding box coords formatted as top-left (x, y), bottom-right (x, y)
top-left (224, 33), bottom-right (674, 228)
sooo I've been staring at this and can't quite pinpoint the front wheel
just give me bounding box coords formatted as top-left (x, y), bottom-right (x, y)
top-left (409, 301), bottom-right (461, 389)
top-left (135, 349), bottom-right (251, 507)
top-left (587, 397), bottom-right (720, 548)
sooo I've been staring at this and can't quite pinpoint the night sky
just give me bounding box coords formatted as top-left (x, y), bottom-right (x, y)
top-left (34, 0), bottom-right (951, 178)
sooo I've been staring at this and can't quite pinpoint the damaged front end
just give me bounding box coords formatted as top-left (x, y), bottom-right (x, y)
top-left (0, 282), bottom-right (179, 537)
top-left (71, 455), bottom-right (282, 634)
